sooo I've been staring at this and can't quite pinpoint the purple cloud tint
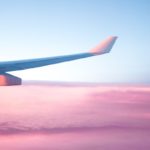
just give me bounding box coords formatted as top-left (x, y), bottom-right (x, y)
top-left (0, 83), bottom-right (150, 149)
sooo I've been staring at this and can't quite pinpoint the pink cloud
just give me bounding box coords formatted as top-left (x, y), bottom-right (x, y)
top-left (0, 82), bottom-right (150, 149)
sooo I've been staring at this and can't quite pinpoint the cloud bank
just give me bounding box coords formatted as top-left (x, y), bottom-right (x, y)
top-left (0, 83), bottom-right (150, 149)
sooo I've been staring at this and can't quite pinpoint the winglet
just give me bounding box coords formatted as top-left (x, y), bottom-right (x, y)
top-left (90, 36), bottom-right (118, 55)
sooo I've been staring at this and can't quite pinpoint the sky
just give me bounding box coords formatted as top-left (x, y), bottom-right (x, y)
top-left (0, 0), bottom-right (150, 83)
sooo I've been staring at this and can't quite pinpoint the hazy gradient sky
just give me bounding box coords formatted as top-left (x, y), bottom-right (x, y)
top-left (0, 0), bottom-right (150, 83)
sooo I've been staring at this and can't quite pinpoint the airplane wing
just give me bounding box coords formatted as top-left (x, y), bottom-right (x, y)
top-left (0, 36), bottom-right (117, 73)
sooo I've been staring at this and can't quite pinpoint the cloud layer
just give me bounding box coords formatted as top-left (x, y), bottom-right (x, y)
top-left (0, 83), bottom-right (150, 149)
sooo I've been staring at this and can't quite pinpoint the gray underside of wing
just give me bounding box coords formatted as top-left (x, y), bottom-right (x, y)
top-left (0, 53), bottom-right (93, 73)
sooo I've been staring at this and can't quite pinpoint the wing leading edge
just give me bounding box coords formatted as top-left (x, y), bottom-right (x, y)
top-left (0, 36), bottom-right (117, 73)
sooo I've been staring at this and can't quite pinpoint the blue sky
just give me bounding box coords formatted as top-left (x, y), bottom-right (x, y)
top-left (0, 0), bottom-right (150, 83)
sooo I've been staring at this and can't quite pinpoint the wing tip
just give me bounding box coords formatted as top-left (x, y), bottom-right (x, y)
top-left (90, 36), bottom-right (118, 55)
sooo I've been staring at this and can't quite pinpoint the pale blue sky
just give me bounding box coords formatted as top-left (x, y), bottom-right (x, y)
top-left (0, 0), bottom-right (150, 83)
